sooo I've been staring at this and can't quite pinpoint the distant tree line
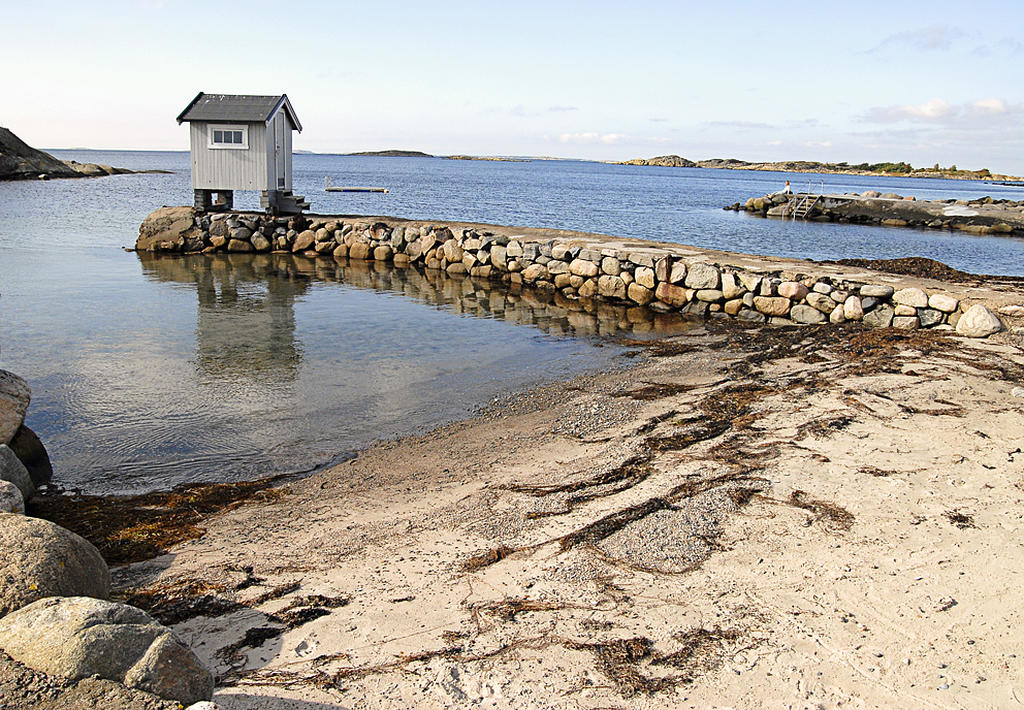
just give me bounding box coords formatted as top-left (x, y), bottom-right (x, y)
top-left (832, 161), bottom-right (991, 176)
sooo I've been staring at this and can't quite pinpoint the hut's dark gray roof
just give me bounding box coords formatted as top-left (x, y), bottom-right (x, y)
top-left (176, 93), bottom-right (302, 131)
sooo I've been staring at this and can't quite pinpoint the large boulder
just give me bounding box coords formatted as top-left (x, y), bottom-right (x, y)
top-left (0, 445), bottom-right (34, 501)
top-left (6, 425), bottom-right (52, 487)
top-left (136, 207), bottom-right (198, 251)
top-left (0, 513), bottom-right (110, 617)
top-left (956, 304), bottom-right (1003, 337)
top-left (0, 370), bottom-right (30, 445)
top-left (0, 596), bottom-right (213, 705)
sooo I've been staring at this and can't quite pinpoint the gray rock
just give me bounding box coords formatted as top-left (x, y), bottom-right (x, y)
top-left (893, 316), bottom-right (920, 329)
top-left (0, 446), bottom-right (33, 501)
top-left (861, 296), bottom-right (880, 312)
top-left (860, 284), bottom-right (895, 299)
top-left (228, 227), bottom-right (251, 241)
top-left (0, 513), bottom-right (110, 617)
top-left (0, 596), bottom-right (213, 705)
top-left (955, 305), bottom-right (1003, 337)
top-left (812, 282), bottom-right (834, 295)
top-left (863, 305), bottom-right (894, 328)
top-left (684, 263), bottom-right (720, 290)
top-left (791, 305), bottom-right (827, 324)
top-left (736, 309), bottom-right (767, 323)
top-left (918, 308), bottom-right (945, 328)
top-left (0, 371), bottom-right (31, 446)
top-left (0, 481), bottom-right (24, 514)
top-left (805, 292), bottom-right (836, 313)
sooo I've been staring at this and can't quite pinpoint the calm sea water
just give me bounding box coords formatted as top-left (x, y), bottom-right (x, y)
top-left (2, 151), bottom-right (1023, 494)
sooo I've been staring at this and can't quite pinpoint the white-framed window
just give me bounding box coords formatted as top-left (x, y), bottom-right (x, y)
top-left (208, 125), bottom-right (248, 149)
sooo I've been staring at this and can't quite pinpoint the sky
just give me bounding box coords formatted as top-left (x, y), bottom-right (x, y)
top-left (4, 0), bottom-right (1024, 173)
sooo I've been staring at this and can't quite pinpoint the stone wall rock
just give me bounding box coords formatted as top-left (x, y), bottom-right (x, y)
top-left (0, 513), bottom-right (110, 618)
top-left (0, 596), bottom-right (213, 705)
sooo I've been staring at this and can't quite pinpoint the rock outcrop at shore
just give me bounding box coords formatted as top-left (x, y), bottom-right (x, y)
top-left (621, 154), bottom-right (1017, 180)
top-left (136, 207), bottom-right (1020, 338)
top-left (0, 127), bottom-right (157, 181)
top-left (617, 155), bottom-right (696, 167)
top-left (729, 190), bottom-right (1024, 237)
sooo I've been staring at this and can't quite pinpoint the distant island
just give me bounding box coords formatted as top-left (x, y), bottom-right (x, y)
top-left (615, 154), bottom-right (1021, 181)
top-left (0, 127), bottom-right (169, 181)
top-left (345, 150), bottom-right (434, 158)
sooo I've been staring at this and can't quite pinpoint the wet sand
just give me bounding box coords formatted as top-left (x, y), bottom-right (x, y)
top-left (104, 320), bottom-right (1024, 709)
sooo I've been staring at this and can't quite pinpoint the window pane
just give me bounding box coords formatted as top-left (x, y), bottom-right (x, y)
top-left (233, 131), bottom-right (242, 144)
top-left (213, 130), bottom-right (223, 143)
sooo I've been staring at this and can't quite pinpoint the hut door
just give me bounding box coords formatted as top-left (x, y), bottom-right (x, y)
top-left (274, 118), bottom-right (286, 190)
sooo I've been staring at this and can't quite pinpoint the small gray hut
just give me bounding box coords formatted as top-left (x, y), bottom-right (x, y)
top-left (176, 92), bottom-right (308, 214)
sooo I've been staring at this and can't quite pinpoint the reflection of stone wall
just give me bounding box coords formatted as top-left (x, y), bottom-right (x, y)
top-left (137, 208), bottom-right (1014, 338)
top-left (138, 252), bottom-right (692, 340)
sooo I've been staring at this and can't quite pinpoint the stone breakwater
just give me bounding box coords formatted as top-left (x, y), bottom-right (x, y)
top-left (727, 190), bottom-right (1024, 236)
top-left (137, 207), bottom-right (1024, 339)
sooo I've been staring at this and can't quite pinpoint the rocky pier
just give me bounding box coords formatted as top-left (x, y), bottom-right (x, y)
top-left (137, 207), bottom-right (1024, 339)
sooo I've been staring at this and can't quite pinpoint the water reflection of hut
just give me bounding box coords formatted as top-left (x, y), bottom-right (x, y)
top-left (138, 253), bottom-right (308, 380)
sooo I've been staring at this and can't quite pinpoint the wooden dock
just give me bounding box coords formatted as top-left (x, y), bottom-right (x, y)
top-left (324, 177), bottom-right (388, 193)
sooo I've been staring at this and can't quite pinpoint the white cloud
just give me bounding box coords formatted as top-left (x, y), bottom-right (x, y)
top-left (863, 97), bottom-right (1024, 127)
top-left (558, 132), bottom-right (628, 145)
top-left (804, 140), bottom-right (833, 148)
top-left (556, 132), bottom-right (670, 146)
top-left (867, 25), bottom-right (962, 53)
top-left (971, 98), bottom-right (1006, 115)
top-left (548, 105), bottom-right (579, 113)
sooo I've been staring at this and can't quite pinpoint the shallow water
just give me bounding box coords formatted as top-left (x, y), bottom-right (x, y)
top-left (2, 151), bottom-right (1022, 494)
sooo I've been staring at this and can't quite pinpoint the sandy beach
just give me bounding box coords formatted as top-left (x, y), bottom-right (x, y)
top-left (94, 317), bottom-right (1024, 710)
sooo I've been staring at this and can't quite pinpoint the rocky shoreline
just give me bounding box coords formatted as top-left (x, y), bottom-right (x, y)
top-left (729, 189), bottom-right (1024, 237)
top-left (616, 154), bottom-right (1018, 181)
top-left (136, 207), bottom-right (1024, 339)
top-left (0, 127), bottom-right (165, 181)
top-left (0, 369), bottom-right (216, 708)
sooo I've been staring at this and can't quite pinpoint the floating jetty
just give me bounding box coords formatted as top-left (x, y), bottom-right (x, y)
top-left (324, 177), bottom-right (388, 193)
